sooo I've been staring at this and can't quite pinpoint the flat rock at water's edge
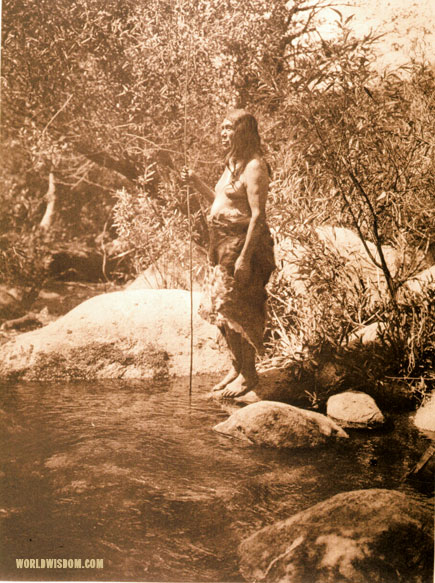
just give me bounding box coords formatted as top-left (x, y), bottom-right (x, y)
top-left (327, 391), bottom-right (385, 428)
top-left (0, 289), bottom-right (230, 380)
top-left (213, 400), bottom-right (348, 448)
top-left (239, 489), bottom-right (434, 583)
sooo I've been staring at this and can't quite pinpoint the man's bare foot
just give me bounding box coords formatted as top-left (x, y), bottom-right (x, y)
top-left (220, 373), bottom-right (258, 398)
top-left (212, 367), bottom-right (240, 392)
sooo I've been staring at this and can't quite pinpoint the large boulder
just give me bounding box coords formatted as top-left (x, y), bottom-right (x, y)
top-left (405, 265), bottom-right (435, 295)
top-left (213, 401), bottom-right (348, 448)
top-left (239, 489), bottom-right (434, 583)
top-left (348, 321), bottom-right (383, 346)
top-left (405, 445), bottom-right (435, 494)
top-left (414, 393), bottom-right (435, 434)
top-left (276, 226), bottom-right (400, 300)
top-left (259, 361), bottom-right (345, 404)
top-left (127, 245), bottom-right (207, 292)
top-left (316, 226), bottom-right (400, 295)
top-left (0, 289), bottom-right (230, 380)
top-left (212, 361), bottom-right (346, 407)
top-left (327, 391), bottom-right (385, 428)
top-left (348, 264), bottom-right (434, 347)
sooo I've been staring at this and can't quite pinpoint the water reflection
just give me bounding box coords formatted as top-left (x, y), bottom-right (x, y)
top-left (0, 377), bottom-right (431, 581)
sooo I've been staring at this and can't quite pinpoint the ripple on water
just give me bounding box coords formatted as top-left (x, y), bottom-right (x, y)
top-left (0, 376), bottom-right (432, 581)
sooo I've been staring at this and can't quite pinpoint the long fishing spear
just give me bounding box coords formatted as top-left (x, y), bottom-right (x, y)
top-left (183, 35), bottom-right (194, 400)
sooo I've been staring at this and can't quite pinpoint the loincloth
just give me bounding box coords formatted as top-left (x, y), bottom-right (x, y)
top-left (198, 213), bottom-right (275, 354)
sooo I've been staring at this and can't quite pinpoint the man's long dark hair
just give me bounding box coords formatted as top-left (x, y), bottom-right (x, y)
top-left (224, 109), bottom-right (267, 175)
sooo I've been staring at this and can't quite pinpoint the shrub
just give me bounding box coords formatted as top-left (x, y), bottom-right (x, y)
top-left (112, 165), bottom-right (208, 278)
top-left (0, 230), bottom-right (50, 292)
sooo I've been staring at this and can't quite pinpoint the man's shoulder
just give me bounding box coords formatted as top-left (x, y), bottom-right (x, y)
top-left (244, 156), bottom-right (268, 175)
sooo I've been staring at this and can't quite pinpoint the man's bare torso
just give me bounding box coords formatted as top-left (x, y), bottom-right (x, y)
top-left (210, 166), bottom-right (251, 219)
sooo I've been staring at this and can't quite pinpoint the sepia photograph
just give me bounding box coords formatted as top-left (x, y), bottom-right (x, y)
top-left (1, 0), bottom-right (434, 581)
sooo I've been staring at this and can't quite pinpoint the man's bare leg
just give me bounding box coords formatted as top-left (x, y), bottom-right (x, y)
top-left (220, 337), bottom-right (258, 397)
top-left (212, 326), bottom-right (242, 391)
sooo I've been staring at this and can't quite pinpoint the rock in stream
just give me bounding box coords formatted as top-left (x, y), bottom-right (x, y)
top-left (239, 488), bottom-right (434, 583)
top-left (213, 401), bottom-right (348, 448)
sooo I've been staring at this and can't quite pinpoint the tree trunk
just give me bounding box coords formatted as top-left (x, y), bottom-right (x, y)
top-left (39, 171), bottom-right (57, 231)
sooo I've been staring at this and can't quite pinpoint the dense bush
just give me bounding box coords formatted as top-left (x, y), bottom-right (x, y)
top-left (264, 225), bottom-right (434, 404)
top-left (259, 25), bottom-right (434, 401)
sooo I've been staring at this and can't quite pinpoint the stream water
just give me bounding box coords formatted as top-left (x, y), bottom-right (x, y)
top-left (0, 376), bottom-right (432, 582)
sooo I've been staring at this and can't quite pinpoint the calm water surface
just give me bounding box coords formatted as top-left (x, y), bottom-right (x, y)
top-left (0, 377), bottom-right (432, 581)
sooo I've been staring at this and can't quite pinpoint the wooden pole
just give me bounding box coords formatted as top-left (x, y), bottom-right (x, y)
top-left (183, 37), bottom-right (194, 400)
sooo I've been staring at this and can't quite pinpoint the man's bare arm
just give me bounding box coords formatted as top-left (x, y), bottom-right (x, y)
top-left (233, 158), bottom-right (268, 285)
top-left (238, 158), bottom-right (268, 262)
